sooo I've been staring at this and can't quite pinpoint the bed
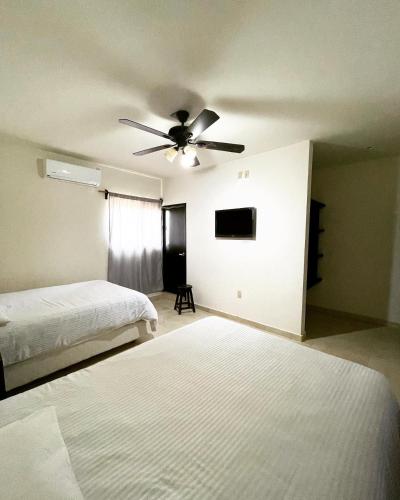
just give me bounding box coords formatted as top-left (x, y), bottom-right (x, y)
top-left (0, 316), bottom-right (398, 499)
top-left (0, 280), bottom-right (157, 390)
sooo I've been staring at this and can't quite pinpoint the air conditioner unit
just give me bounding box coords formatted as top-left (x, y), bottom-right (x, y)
top-left (45, 159), bottom-right (102, 187)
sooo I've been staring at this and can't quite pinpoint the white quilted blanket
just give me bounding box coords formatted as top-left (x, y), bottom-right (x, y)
top-left (0, 316), bottom-right (398, 499)
top-left (0, 280), bottom-right (157, 366)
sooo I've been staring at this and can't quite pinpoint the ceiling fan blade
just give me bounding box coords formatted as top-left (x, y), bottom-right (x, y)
top-left (132, 144), bottom-right (175, 156)
top-left (186, 109), bottom-right (219, 138)
top-left (194, 140), bottom-right (245, 153)
top-left (119, 118), bottom-right (173, 141)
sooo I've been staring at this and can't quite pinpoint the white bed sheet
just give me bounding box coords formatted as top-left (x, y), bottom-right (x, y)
top-left (0, 316), bottom-right (398, 499)
top-left (0, 280), bottom-right (157, 366)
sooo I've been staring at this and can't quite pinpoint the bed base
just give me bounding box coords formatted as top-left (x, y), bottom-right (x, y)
top-left (1, 321), bottom-right (151, 395)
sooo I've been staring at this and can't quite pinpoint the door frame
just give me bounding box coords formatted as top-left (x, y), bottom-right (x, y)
top-left (162, 203), bottom-right (187, 292)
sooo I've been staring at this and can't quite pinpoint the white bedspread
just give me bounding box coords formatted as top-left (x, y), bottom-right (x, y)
top-left (0, 407), bottom-right (83, 499)
top-left (0, 316), bottom-right (399, 499)
top-left (0, 280), bottom-right (157, 366)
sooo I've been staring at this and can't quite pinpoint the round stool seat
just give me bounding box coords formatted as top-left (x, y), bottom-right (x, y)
top-left (174, 284), bottom-right (195, 315)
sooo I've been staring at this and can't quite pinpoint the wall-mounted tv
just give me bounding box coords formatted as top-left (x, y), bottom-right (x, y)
top-left (215, 207), bottom-right (256, 238)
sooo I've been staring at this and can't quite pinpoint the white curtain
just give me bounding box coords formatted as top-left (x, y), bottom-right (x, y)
top-left (108, 194), bottom-right (163, 294)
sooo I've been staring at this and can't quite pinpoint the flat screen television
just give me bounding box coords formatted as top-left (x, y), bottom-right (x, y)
top-left (215, 207), bottom-right (256, 238)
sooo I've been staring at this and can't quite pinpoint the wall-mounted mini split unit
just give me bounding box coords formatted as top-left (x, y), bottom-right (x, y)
top-left (45, 159), bottom-right (102, 187)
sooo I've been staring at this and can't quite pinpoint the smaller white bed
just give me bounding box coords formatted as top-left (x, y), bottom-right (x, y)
top-left (0, 280), bottom-right (157, 390)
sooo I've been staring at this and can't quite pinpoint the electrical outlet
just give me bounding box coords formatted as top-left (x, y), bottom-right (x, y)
top-left (238, 171), bottom-right (243, 179)
top-left (237, 290), bottom-right (242, 299)
top-left (244, 170), bottom-right (250, 178)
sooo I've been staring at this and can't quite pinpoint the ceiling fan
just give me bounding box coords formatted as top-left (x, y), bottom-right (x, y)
top-left (119, 109), bottom-right (245, 168)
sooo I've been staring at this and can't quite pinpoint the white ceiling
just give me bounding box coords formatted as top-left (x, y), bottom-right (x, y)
top-left (1, 1), bottom-right (400, 177)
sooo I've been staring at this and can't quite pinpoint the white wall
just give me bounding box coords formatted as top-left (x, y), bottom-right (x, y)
top-left (0, 134), bottom-right (161, 292)
top-left (388, 165), bottom-right (400, 323)
top-left (164, 141), bottom-right (313, 336)
top-left (307, 156), bottom-right (400, 324)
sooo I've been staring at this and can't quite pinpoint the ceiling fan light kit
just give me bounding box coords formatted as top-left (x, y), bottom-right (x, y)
top-left (183, 145), bottom-right (196, 158)
top-left (119, 108), bottom-right (245, 168)
top-left (164, 147), bottom-right (178, 163)
top-left (181, 151), bottom-right (196, 168)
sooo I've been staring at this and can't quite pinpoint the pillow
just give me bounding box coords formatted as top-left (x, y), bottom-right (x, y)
top-left (0, 406), bottom-right (84, 499)
top-left (0, 309), bottom-right (9, 326)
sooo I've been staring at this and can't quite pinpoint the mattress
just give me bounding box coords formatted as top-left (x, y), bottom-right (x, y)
top-left (0, 316), bottom-right (399, 499)
top-left (0, 280), bottom-right (157, 366)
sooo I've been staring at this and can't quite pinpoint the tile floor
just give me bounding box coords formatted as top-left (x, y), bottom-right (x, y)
top-left (304, 308), bottom-right (400, 401)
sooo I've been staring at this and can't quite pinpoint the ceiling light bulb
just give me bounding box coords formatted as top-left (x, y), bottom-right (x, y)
top-left (183, 145), bottom-right (196, 159)
top-left (164, 147), bottom-right (178, 163)
top-left (181, 151), bottom-right (195, 168)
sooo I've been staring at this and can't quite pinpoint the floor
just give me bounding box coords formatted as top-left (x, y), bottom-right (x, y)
top-left (7, 294), bottom-right (400, 402)
top-left (304, 308), bottom-right (400, 401)
top-left (146, 292), bottom-right (211, 337)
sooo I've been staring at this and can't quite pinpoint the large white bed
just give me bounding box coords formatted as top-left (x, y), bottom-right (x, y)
top-left (0, 280), bottom-right (157, 390)
top-left (0, 316), bottom-right (398, 499)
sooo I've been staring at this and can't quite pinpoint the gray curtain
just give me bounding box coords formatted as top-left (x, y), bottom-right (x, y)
top-left (107, 193), bottom-right (163, 294)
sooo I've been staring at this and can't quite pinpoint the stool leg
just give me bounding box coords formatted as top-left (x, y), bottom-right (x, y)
top-left (174, 292), bottom-right (179, 311)
top-left (178, 292), bottom-right (183, 315)
top-left (189, 289), bottom-right (195, 313)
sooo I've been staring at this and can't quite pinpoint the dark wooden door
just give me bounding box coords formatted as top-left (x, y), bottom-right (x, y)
top-left (163, 204), bottom-right (186, 293)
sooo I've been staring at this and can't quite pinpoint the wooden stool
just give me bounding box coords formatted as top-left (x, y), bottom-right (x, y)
top-left (174, 285), bottom-right (196, 315)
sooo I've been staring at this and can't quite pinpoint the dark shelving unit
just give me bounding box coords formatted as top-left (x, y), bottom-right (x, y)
top-left (307, 199), bottom-right (325, 289)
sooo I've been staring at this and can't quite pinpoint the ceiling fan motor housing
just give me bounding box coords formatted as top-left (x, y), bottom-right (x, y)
top-left (168, 110), bottom-right (192, 148)
top-left (168, 125), bottom-right (192, 148)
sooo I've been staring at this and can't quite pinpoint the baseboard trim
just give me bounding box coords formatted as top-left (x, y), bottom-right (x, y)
top-left (306, 304), bottom-right (400, 329)
top-left (196, 304), bottom-right (303, 342)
